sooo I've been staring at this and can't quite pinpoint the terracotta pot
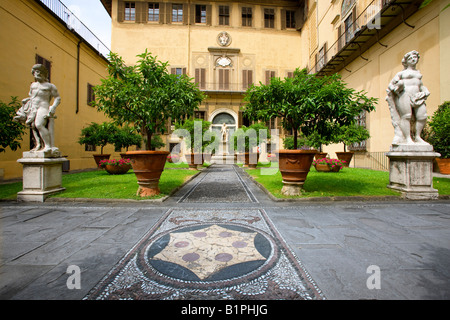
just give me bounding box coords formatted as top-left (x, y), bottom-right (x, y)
top-left (243, 152), bottom-right (260, 169)
top-left (436, 158), bottom-right (450, 174)
top-left (186, 153), bottom-right (204, 170)
top-left (315, 163), bottom-right (331, 172)
top-left (203, 153), bottom-right (212, 163)
top-left (126, 151), bottom-right (169, 196)
top-left (277, 150), bottom-right (317, 184)
top-left (104, 164), bottom-right (131, 175)
top-left (93, 154), bottom-right (111, 168)
top-left (314, 152), bottom-right (328, 160)
top-left (335, 152), bottom-right (354, 167)
top-left (314, 163), bottom-right (341, 172)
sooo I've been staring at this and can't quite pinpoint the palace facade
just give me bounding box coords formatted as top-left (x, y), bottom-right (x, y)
top-left (101, 0), bottom-right (449, 169)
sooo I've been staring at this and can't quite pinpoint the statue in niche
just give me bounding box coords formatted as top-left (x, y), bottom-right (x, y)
top-left (386, 50), bottom-right (430, 145)
top-left (221, 123), bottom-right (229, 142)
top-left (14, 64), bottom-right (61, 155)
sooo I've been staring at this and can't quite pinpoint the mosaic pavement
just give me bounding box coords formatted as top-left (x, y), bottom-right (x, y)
top-left (84, 165), bottom-right (324, 300)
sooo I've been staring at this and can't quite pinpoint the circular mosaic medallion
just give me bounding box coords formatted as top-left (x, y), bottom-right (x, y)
top-left (139, 223), bottom-right (279, 289)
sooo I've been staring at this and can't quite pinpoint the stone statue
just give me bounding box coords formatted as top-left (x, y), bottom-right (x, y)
top-left (386, 50), bottom-right (430, 145)
top-left (221, 123), bottom-right (228, 142)
top-left (14, 64), bottom-right (61, 155)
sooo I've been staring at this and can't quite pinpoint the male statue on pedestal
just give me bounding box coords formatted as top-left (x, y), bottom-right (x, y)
top-left (386, 50), bottom-right (430, 145)
top-left (14, 64), bottom-right (61, 155)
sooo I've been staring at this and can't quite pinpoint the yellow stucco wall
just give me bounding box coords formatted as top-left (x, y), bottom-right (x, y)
top-left (306, 0), bottom-right (446, 165)
top-left (0, 0), bottom-right (115, 180)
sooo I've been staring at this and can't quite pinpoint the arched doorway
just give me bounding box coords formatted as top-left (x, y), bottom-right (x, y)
top-left (211, 111), bottom-right (237, 139)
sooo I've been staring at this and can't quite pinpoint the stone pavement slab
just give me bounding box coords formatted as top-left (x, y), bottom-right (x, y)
top-left (0, 164), bottom-right (449, 300)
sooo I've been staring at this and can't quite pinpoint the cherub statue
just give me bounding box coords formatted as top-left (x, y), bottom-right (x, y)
top-left (386, 50), bottom-right (430, 145)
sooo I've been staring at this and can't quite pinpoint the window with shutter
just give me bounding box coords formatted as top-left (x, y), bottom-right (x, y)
top-left (195, 5), bottom-right (207, 24)
top-left (172, 4), bottom-right (183, 22)
top-left (148, 3), bottom-right (159, 22)
top-left (242, 7), bottom-right (252, 27)
top-left (195, 68), bottom-right (206, 89)
top-left (218, 69), bottom-right (230, 90)
top-left (87, 83), bottom-right (95, 106)
top-left (35, 54), bottom-right (51, 82)
top-left (124, 2), bottom-right (136, 21)
top-left (242, 70), bottom-right (253, 90)
top-left (265, 70), bottom-right (275, 85)
top-left (219, 6), bottom-right (230, 25)
top-left (264, 8), bottom-right (275, 29)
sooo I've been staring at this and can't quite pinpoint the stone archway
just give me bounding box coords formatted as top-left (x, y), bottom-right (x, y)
top-left (209, 109), bottom-right (238, 139)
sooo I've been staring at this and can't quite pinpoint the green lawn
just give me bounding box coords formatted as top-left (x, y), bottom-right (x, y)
top-left (0, 162), bottom-right (200, 200)
top-left (244, 164), bottom-right (450, 199)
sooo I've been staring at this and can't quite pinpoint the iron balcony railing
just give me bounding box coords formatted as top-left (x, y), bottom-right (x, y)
top-left (309, 0), bottom-right (421, 75)
top-left (38, 0), bottom-right (110, 59)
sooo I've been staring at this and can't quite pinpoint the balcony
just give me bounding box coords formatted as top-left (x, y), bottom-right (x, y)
top-left (309, 0), bottom-right (424, 76)
top-left (38, 0), bottom-right (110, 59)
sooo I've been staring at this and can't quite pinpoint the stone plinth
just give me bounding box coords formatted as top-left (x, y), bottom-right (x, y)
top-left (17, 151), bottom-right (67, 202)
top-left (386, 144), bottom-right (440, 200)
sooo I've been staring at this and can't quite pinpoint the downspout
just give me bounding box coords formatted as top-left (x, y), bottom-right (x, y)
top-left (76, 40), bottom-right (81, 114)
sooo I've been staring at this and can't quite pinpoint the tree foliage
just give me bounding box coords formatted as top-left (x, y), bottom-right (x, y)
top-left (425, 101), bottom-right (450, 158)
top-left (243, 68), bottom-right (377, 149)
top-left (78, 122), bottom-right (118, 154)
top-left (92, 50), bottom-right (205, 150)
top-left (0, 97), bottom-right (26, 153)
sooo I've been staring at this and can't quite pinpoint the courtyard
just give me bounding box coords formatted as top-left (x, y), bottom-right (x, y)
top-left (1, 163), bottom-right (449, 303)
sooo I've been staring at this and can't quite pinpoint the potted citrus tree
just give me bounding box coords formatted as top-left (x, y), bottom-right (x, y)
top-left (426, 101), bottom-right (450, 174)
top-left (92, 51), bottom-right (204, 196)
top-left (175, 118), bottom-right (214, 170)
top-left (232, 122), bottom-right (269, 168)
top-left (78, 122), bottom-right (118, 167)
top-left (111, 125), bottom-right (142, 157)
top-left (333, 123), bottom-right (370, 167)
top-left (243, 68), bottom-right (376, 195)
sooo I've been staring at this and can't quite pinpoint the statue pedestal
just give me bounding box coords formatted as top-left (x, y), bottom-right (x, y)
top-left (211, 140), bottom-right (236, 164)
top-left (386, 144), bottom-right (440, 200)
top-left (17, 151), bottom-right (67, 202)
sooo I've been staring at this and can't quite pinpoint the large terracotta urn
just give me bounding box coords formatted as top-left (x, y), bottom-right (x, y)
top-left (436, 158), bottom-right (450, 174)
top-left (277, 150), bottom-right (317, 195)
top-left (126, 151), bottom-right (169, 196)
top-left (335, 151), bottom-right (354, 167)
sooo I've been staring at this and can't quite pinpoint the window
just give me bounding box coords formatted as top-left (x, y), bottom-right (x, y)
top-left (148, 3), bottom-right (159, 22)
top-left (285, 10), bottom-right (296, 29)
top-left (265, 70), bottom-right (276, 85)
top-left (286, 71), bottom-right (294, 78)
top-left (194, 111), bottom-right (206, 120)
top-left (171, 67), bottom-right (186, 76)
top-left (35, 54), bottom-right (51, 82)
top-left (195, 68), bottom-right (206, 89)
top-left (195, 5), bottom-right (207, 24)
top-left (87, 83), bottom-right (95, 106)
top-left (242, 7), bottom-right (252, 27)
top-left (172, 4), bottom-right (183, 22)
top-left (242, 70), bottom-right (253, 90)
top-left (124, 2), bottom-right (136, 21)
top-left (218, 69), bottom-right (230, 90)
top-left (219, 6), bottom-right (230, 25)
top-left (85, 144), bottom-right (96, 152)
top-left (264, 8), bottom-right (275, 28)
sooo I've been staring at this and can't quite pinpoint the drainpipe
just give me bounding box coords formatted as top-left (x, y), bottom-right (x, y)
top-left (76, 40), bottom-right (81, 114)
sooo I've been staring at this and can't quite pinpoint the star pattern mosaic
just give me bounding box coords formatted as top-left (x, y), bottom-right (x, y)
top-left (85, 208), bottom-right (324, 300)
top-left (151, 224), bottom-right (266, 280)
